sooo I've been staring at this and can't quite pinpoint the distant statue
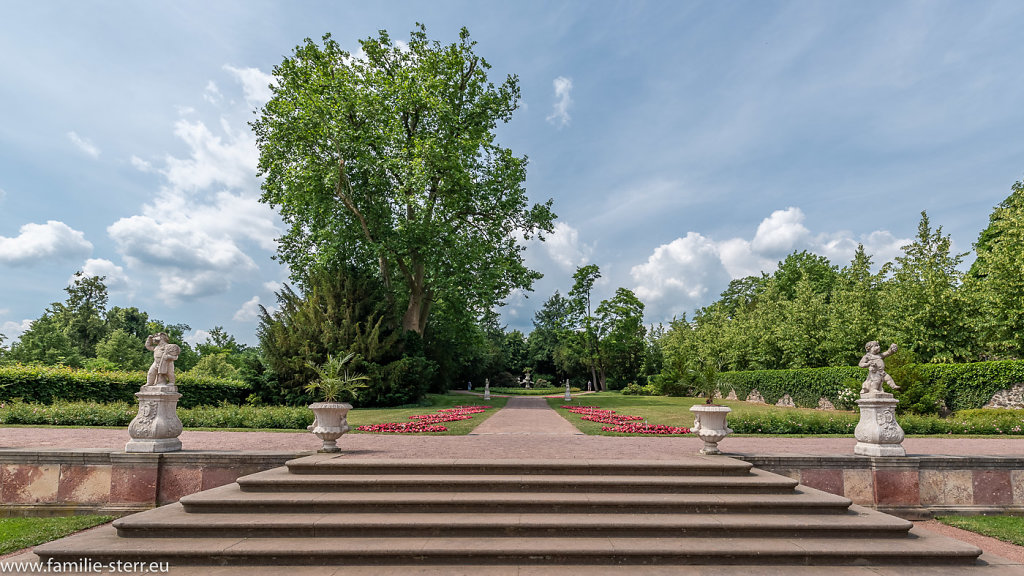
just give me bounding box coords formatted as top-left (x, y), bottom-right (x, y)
top-left (859, 341), bottom-right (900, 395)
top-left (146, 333), bottom-right (180, 387)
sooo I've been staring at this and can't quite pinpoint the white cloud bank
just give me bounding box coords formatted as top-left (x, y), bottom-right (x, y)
top-left (546, 76), bottom-right (573, 128)
top-left (0, 220), bottom-right (92, 266)
top-left (79, 258), bottom-right (133, 293)
top-left (108, 68), bottom-right (282, 305)
top-left (233, 295), bottom-right (263, 322)
top-left (67, 131), bottom-right (100, 158)
top-left (631, 207), bottom-right (911, 322)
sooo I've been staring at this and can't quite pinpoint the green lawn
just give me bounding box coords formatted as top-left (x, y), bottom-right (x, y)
top-left (548, 393), bottom-right (827, 436)
top-left (937, 516), bottom-right (1024, 546)
top-left (0, 515), bottom-right (113, 555)
top-left (347, 393), bottom-right (507, 435)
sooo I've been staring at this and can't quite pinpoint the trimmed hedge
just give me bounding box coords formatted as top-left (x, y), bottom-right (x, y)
top-left (719, 367), bottom-right (864, 408)
top-left (0, 365), bottom-right (251, 408)
top-left (719, 360), bottom-right (1024, 412)
top-left (0, 400), bottom-right (311, 429)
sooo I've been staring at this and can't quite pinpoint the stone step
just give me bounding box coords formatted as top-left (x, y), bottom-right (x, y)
top-left (179, 483), bottom-right (854, 515)
top-left (113, 503), bottom-right (912, 539)
top-left (34, 525), bottom-right (982, 567)
top-left (236, 467), bottom-right (798, 494)
top-left (283, 456), bottom-right (754, 477)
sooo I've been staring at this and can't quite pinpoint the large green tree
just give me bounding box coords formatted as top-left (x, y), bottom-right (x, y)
top-left (880, 211), bottom-right (974, 363)
top-left (253, 25), bottom-right (555, 335)
top-left (968, 180), bottom-right (1024, 358)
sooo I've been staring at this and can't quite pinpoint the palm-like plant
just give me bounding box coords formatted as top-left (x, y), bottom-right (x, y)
top-left (688, 358), bottom-right (721, 404)
top-left (305, 352), bottom-right (370, 403)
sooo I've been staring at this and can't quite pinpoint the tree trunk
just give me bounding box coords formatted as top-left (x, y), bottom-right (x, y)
top-left (402, 260), bottom-right (431, 335)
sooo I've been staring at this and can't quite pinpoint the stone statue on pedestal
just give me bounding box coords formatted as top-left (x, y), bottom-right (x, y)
top-left (126, 333), bottom-right (185, 453)
top-left (853, 341), bottom-right (906, 457)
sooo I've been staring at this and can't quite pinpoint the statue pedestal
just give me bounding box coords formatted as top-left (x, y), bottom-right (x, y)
top-left (854, 393), bottom-right (906, 457)
top-left (125, 385), bottom-right (183, 453)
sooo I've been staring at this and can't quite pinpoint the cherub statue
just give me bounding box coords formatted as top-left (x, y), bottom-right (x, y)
top-left (859, 341), bottom-right (900, 395)
top-left (145, 332), bottom-right (180, 387)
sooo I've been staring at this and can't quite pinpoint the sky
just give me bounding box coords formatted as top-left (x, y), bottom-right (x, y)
top-left (2, 1), bottom-right (1024, 347)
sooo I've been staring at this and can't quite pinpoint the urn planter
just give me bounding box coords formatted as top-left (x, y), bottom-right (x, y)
top-left (308, 402), bottom-right (352, 453)
top-left (689, 404), bottom-right (732, 455)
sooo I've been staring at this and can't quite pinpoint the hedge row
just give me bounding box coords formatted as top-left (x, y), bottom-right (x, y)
top-left (0, 400), bottom-right (311, 429)
top-left (719, 360), bottom-right (1024, 411)
top-left (727, 408), bottom-right (1024, 435)
top-left (0, 365), bottom-right (251, 408)
top-left (718, 367), bottom-right (864, 408)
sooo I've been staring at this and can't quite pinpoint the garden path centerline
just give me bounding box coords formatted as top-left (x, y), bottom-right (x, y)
top-left (469, 396), bottom-right (583, 436)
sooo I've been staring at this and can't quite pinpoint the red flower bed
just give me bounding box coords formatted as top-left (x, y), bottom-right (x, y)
top-left (356, 405), bottom-right (491, 433)
top-left (561, 405), bottom-right (690, 435)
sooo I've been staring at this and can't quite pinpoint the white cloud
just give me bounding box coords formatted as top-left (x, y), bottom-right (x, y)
top-left (546, 76), bottom-right (573, 129)
top-left (67, 131), bottom-right (100, 158)
top-left (750, 207), bottom-right (811, 256)
top-left (630, 232), bottom-right (731, 320)
top-left (1, 318), bottom-right (33, 340)
top-left (233, 295), bottom-right (263, 322)
top-left (185, 329), bottom-right (211, 347)
top-left (223, 65), bottom-right (275, 105)
top-left (110, 71), bottom-right (282, 306)
top-left (262, 280), bottom-right (282, 293)
top-left (79, 258), bottom-right (132, 292)
top-left (161, 118), bottom-right (259, 192)
top-left (130, 155), bottom-right (153, 172)
top-left (543, 222), bottom-right (592, 271)
top-left (630, 207), bottom-right (914, 323)
top-left (0, 221), bottom-right (92, 266)
top-left (0, 187), bottom-right (6, 202)
top-left (203, 80), bottom-right (223, 104)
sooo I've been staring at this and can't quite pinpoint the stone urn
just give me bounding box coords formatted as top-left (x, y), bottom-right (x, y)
top-left (308, 401), bottom-right (352, 453)
top-left (690, 404), bottom-right (733, 455)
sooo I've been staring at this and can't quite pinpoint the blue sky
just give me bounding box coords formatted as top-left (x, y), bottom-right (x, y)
top-left (2, 1), bottom-right (1023, 346)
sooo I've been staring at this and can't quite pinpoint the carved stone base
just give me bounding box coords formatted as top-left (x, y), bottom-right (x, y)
top-left (854, 393), bottom-right (905, 457)
top-left (124, 438), bottom-right (183, 453)
top-left (126, 387), bottom-right (183, 454)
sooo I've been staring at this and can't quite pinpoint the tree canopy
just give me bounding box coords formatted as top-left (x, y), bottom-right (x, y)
top-left (253, 25), bottom-right (555, 335)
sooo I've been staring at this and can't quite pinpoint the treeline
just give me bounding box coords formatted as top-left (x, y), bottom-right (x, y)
top-left (659, 181), bottom-right (1024, 382)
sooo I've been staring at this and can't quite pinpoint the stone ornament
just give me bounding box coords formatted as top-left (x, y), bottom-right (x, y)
top-left (126, 333), bottom-right (185, 453)
top-left (854, 341), bottom-right (906, 457)
top-left (859, 341), bottom-right (900, 395)
top-left (483, 378), bottom-right (491, 401)
top-left (146, 332), bottom-right (180, 388)
top-left (690, 404), bottom-right (733, 455)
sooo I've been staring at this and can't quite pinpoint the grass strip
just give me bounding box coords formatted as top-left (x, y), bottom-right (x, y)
top-left (0, 515), bottom-right (113, 555)
top-left (936, 516), bottom-right (1024, 546)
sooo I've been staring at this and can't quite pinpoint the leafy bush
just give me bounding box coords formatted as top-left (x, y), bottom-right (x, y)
top-left (0, 364), bottom-right (251, 408)
top-left (919, 360), bottom-right (1024, 412)
top-left (621, 382), bottom-right (657, 396)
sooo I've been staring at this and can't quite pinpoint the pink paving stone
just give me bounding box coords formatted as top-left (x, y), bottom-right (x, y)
top-left (873, 469), bottom-right (920, 506)
top-left (110, 465), bottom-right (158, 504)
top-left (157, 466), bottom-right (203, 504)
top-left (800, 468), bottom-right (844, 496)
top-left (973, 469), bottom-right (1013, 506)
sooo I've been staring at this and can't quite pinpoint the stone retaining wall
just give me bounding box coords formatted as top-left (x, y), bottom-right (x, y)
top-left (741, 454), bottom-right (1024, 519)
top-left (0, 450), bottom-right (295, 517)
top-left (1, 449), bottom-right (1021, 520)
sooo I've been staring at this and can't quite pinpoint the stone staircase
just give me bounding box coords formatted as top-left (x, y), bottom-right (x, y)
top-left (31, 455), bottom-right (1008, 574)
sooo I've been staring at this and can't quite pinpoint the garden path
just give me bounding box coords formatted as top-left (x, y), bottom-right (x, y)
top-left (468, 396), bottom-right (582, 436)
